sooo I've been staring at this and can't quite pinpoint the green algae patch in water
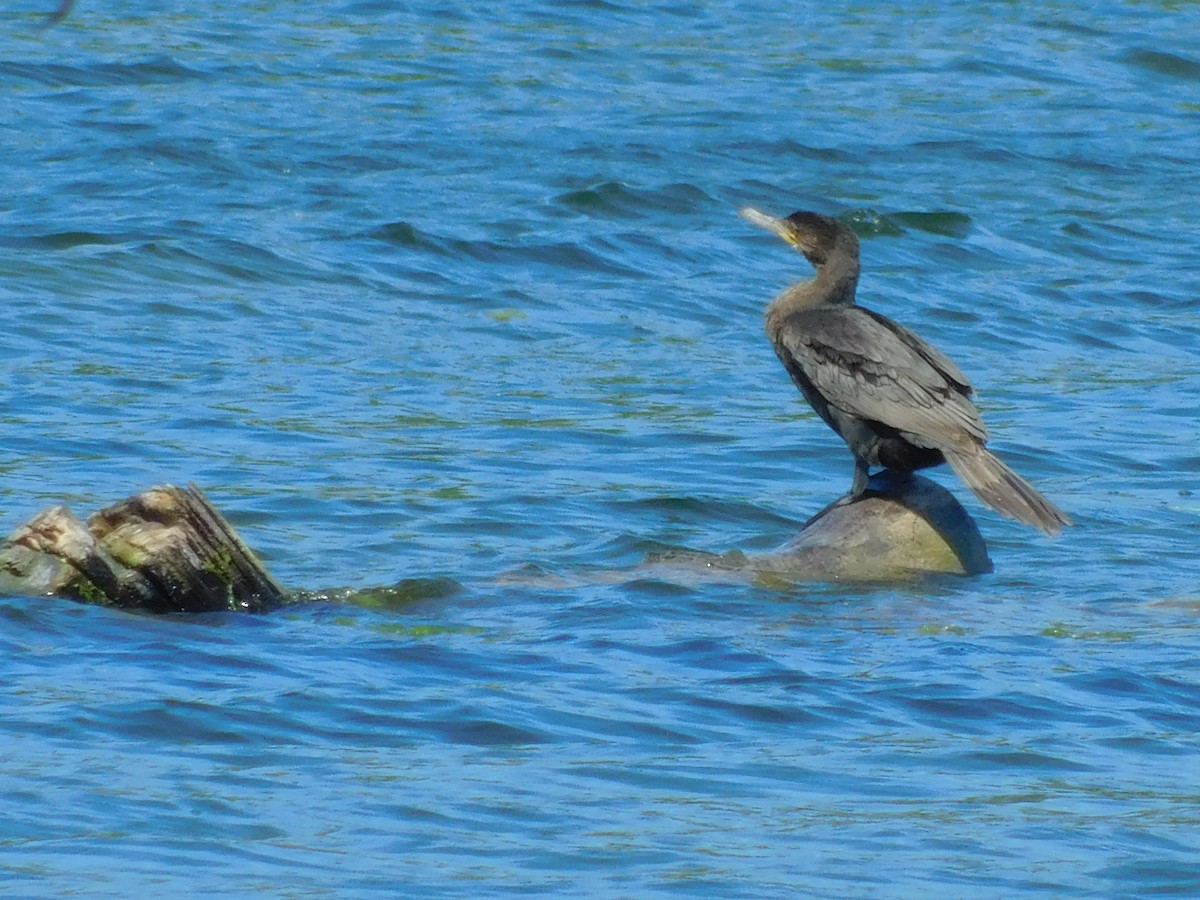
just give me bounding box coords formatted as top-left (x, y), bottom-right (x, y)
top-left (917, 623), bottom-right (973, 636)
top-left (1041, 623), bottom-right (1137, 642)
top-left (370, 622), bottom-right (485, 638)
top-left (302, 577), bottom-right (464, 611)
top-left (486, 308), bottom-right (528, 323)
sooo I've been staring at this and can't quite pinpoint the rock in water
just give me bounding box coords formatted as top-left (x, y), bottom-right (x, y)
top-left (615, 471), bottom-right (992, 586)
top-left (751, 470), bottom-right (992, 581)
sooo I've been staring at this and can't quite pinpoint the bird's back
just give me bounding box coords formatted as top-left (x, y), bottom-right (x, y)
top-left (769, 304), bottom-right (988, 451)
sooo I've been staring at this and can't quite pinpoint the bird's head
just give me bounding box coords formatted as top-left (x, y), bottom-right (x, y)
top-left (739, 207), bottom-right (859, 270)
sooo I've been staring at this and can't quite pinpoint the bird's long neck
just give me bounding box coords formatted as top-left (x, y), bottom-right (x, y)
top-left (764, 253), bottom-right (859, 340)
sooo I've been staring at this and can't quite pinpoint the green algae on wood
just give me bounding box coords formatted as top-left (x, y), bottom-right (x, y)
top-left (0, 484), bottom-right (288, 613)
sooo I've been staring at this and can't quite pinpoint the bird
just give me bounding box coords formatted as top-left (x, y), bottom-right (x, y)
top-left (739, 205), bottom-right (1070, 536)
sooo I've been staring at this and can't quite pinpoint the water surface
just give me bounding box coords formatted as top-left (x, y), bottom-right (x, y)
top-left (2, 2), bottom-right (1200, 896)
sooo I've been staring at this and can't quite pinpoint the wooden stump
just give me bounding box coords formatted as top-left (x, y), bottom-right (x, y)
top-left (0, 484), bottom-right (288, 613)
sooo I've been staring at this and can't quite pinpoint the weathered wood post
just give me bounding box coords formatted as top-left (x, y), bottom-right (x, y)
top-left (0, 484), bottom-right (288, 613)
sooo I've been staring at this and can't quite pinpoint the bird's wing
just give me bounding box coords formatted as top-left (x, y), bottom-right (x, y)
top-left (859, 308), bottom-right (973, 393)
top-left (778, 308), bottom-right (988, 446)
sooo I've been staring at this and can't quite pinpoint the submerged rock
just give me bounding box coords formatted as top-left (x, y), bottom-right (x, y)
top-left (634, 471), bottom-right (992, 584)
top-left (749, 471), bottom-right (992, 581)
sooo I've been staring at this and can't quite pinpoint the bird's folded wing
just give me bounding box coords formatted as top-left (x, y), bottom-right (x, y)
top-left (779, 309), bottom-right (988, 446)
top-left (858, 308), bottom-right (973, 392)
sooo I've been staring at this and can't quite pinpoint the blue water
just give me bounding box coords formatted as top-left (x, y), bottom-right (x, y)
top-left (3, 1), bottom-right (1200, 895)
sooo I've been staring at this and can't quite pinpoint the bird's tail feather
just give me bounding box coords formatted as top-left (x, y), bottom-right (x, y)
top-left (943, 447), bottom-right (1071, 536)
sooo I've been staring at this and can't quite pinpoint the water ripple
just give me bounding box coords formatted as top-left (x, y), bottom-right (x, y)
top-left (3, 1), bottom-right (1200, 895)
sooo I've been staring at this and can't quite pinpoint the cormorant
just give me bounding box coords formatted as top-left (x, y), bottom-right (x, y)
top-left (740, 206), bottom-right (1070, 536)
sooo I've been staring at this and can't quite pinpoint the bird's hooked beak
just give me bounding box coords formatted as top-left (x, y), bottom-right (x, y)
top-left (739, 207), bottom-right (797, 247)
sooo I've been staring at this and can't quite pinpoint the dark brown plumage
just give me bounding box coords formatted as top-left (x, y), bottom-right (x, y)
top-left (740, 206), bottom-right (1070, 536)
